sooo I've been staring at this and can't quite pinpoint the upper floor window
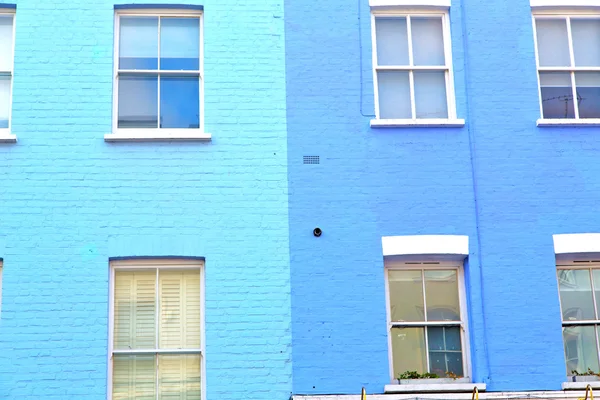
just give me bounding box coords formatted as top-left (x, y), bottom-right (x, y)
top-left (386, 260), bottom-right (469, 381)
top-left (534, 15), bottom-right (600, 120)
top-left (0, 11), bottom-right (14, 133)
top-left (371, 12), bottom-right (458, 122)
top-left (113, 10), bottom-right (203, 134)
top-left (109, 259), bottom-right (204, 399)
top-left (557, 261), bottom-right (600, 375)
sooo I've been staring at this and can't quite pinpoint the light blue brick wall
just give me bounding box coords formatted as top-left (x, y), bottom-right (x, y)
top-left (285, 0), bottom-right (588, 395)
top-left (0, 1), bottom-right (291, 399)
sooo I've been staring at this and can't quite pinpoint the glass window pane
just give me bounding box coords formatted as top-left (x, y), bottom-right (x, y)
top-left (428, 351), bottom-right (446, 377)
top-left (160, 76), bottom-right (200, 129)
top-left (414, 71), bottom-right (448, 119)
top-left (427, 327), bottom-right (462, 352)
top-left (113, 355), bottom-right (156, 400)
top-left (594, 270), bottom-right (600, 319)
top-left (558, 269), bottom-right (596, 321)
top-left (575, 72), bottom-right (600, 119)
top-left (429, 352), bottom-right (464, 377)
top-left (159, 269), bottom-right (201, 349)
top-left (118, 75), bottom-right (158, 129)
top-left (444, 326), bottom-right (462, 351)
top-left (158, 355), bottom-right (201, 400)
top-left (391, 327), bottom-right (427, 377)
top-left (539, 72), bottom-right (574, 119)
top-left (160, 18), bottom-right (200, 70)
top-left (425, 270), bottom-right (460, 321)
top-left (377, 71), bottom-right (411, 119)
top-left (411, 17), bottom-right (445, 66)
top-left (536, 19), bottom-right (570, 67)
top-left (446, 352), bottom-right (464, 376)
top-left (428, 326), bottom-right (444, 351)
top-left (375, 17), bottom-right (409, 66)
top-left (120, 17), bottom-right (159, 70)
top-left (563, 326), bottom-right (600, 374)
top-left (572, 19), bottom-right (600, 67)
top-left (114, 271), bottom-right (156, 350)
top-left (0, 15), bottom-right (13, 72)
top-left (388, 270), bottom-right (424, 321)
top-left (0, 75), bottom-right (10, 129)
top-left (428, 327), bottom-right (464, 377)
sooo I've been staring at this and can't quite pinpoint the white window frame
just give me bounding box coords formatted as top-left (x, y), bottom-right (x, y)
top-left (107, 258), bottom-right (206, 400)
top-left (0, 9), bottom-right (16, 143)
top-left (556, 259), bottom-right (600, 376)
top-left (533, 10), bottom-right (600, 126)
top-left (106, 9), bottom-right (211, 142)
top-left (0, 260), bottom-right (3, 316)
top-left (370, 10), bottom-right (464, 128)
top-left (385, 259), bottom-right (471, 382)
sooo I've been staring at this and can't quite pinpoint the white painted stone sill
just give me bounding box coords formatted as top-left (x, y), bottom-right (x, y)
top-left (0, 129), bottom-right (16, 143)
top-left (537, 118), bottom-right (600, 127)
top-left (370, 0), bottom-right (450, 8)
top-left (382, 235), bottom-right (469, 258)
top-left (385, 382), bottom-right (486, 393)
top-left (562, 381), bottom-right (600, 390)
top-left (105, 129), bottom-right (212, 142)
top-left (370, 119), bottom-right (465, 128)
top-left (531, 0), bottom-right (600, 8)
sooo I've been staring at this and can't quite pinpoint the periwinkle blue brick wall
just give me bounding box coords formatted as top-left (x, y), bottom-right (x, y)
top-left (0, 1), bottom-right (291, 399)
top-left (285, 0), bottom-right (596, 395)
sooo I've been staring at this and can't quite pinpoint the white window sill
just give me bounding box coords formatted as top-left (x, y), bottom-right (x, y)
top-left (105, 130), bottom-right (212, 142)
top-left (370, 0), bottom-right (450, 7)
top-left (385, 382), bottom-right (486, 393)
top-left (370, 119), bottom-right (465, 128)
top-left (0, 130), bottom-right (17, 143)
top-left (531, 0), bottom-right (600, 7)
top-left (562, 381), bottom-right (600, 390)
top-left (537, 118), bottom-right (600, 127)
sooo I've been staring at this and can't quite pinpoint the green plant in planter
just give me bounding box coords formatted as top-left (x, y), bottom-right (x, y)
top-left (398, 371), bottom-right (440, 380)
top-left (572, 368), bottom-right (600, 377)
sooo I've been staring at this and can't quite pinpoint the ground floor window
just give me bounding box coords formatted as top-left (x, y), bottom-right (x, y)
top-left (386, 260), bottom-right (469, 380)
top-left (557, 261), bottom-right (600, 374)
top-left (110, 259), bottom-right (203, 399)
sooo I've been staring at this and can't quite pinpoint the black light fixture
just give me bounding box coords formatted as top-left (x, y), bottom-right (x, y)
top-left (313, 227), bottom-right (322, 237)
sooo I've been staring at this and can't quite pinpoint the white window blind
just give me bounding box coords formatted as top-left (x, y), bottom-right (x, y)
top-left (115, 271), bottom-right (156, 350)
top-left (111, 260), bottom-right (203, 400)
top-left (159, 270), bottom-right (201, 349)
top-left (0, 13), bottom-right (14, 131)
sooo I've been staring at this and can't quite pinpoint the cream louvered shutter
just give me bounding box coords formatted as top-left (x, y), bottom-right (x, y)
top-left (159, 270), bottom-right (201, 349)
top-left (113, 355), bottom-right (156, 400)
top-left (158, 354), bottom-right (201, 400)
top-left (114, 271), bottom-right (156, 349)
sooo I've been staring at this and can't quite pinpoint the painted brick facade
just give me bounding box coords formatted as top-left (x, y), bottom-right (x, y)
top-left (285, 0), bottom-right (595, 396)
top-left (0, 1), bottom-right (291, 399)
top-left (2, 0), bottom-right (599, 398)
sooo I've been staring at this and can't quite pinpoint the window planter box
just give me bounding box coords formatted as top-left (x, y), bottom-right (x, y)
top-left (395, 377), bottom-right (470, 385)
top-left (385, 380), bottom-right (486, 394)
top-left (570, 375), bottom-right (600, 382)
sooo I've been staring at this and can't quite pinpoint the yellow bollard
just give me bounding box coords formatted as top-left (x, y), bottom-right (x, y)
top-left (471, 386), bottom-right (479, 400)
top-left (578, 384), bottom-right (593, 400)
top-left (583, 385), bottom-right (594, 400)
top-left (361, 387), bottom-right (366, 400)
